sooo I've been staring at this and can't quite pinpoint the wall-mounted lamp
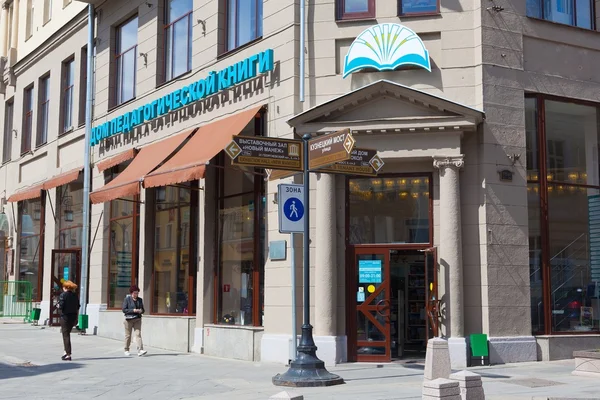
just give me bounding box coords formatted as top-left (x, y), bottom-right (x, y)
top-left (64, 210), bottom-right (73, 222)
top-left (12, 129), bottom-right (17, 138)
top-left (507, 153), bottom-right (520, 166)
top-left (139, 52), bottom-right (148, 67)
top-left (197, 19), bottom-right (206, 36)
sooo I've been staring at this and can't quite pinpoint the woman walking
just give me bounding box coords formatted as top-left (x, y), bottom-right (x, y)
top-left (58, 280), bottom-right (80, 361)
top-left (122, 285), bottom-right (147, 356)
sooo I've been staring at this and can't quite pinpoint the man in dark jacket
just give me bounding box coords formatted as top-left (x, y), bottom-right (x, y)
top-left (58, 280), bottom-right (80, 361)
top-left (122, 285), bottom-right (147, 356)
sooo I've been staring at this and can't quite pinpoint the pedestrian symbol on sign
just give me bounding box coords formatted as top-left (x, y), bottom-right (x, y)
top-left (284, 198), bottom-right (304, 222)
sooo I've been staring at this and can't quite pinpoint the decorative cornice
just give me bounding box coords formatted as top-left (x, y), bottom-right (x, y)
top-left (433, 155), bottom-right (464, 170)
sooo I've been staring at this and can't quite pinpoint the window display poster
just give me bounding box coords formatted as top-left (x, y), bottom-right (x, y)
top-left (589, 195), bottom-right (600, 281)
top-left (359, 260), bottom-right (382, 283)
top-left (357, 291), bottom-right (365, 302)
top-left (402, 0), bottom-right (438, 14)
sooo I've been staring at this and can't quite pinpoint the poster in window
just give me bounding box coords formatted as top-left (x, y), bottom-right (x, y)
top-left (116, 251), bottom-right (132, 287)
top-left (402, 0), bottom-right (438, 14)
top-left (358, 259), bottom-right (382, 283)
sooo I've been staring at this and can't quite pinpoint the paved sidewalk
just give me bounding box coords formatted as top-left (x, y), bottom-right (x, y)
top-left (0, 320), bottom-right (599, 400)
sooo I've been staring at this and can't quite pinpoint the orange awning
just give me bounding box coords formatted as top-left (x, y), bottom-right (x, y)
top-left (7, 184), bottom-right (44, 202)
top-left (143, 106), bottom-right (263, 188)
top-left (90, 129), bottom-right (195, 204)
top-left (43, 168), bottom-right (82, 190)
top-left (96, 148), bottom-right (138, 172)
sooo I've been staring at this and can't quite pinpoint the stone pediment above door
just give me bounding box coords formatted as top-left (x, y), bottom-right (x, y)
top-left (288, 80), bottom-right (485, 135)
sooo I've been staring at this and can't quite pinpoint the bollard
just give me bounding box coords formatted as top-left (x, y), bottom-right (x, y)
top-left (422, 378), bottom-right (461, 400)
top-left (449, 370), bottom-right (485, 400)
top-left (424, 337), bottom-right (451, 381)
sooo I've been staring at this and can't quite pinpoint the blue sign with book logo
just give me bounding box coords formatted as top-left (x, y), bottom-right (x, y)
top-left (359, 260), bottom-right (382, 283)
top-left (342, 23), bottom-right (431, 78)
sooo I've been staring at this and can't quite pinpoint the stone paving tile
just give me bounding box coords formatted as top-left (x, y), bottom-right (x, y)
top-left (2, 322), bottom-right (600, 400)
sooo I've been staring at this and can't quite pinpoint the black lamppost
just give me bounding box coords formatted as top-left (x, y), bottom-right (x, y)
top-left (272, 134), bottom-right (344, 387)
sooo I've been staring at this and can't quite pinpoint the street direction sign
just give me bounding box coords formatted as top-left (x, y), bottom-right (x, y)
top-left (266, 168), bottom-right (300, 181)
top-left (278, 184), bottom-right (305, 233)
top-left (226, 136), bottom-right (304, 171)
top-left (318, 148), bottom-right (384, 176)
top-left (308, 129), bottom-right (355, 170)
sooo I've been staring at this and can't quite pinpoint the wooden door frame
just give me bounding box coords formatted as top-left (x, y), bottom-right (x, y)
top-left (49, 249), bottom-right (81, 326)
top-left (352, 247), bottom-right (391, 362)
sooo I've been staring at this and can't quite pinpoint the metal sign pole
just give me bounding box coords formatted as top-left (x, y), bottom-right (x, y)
top-left (290, 232), bottom-right (297, 363)
top-left (272, 134), bottom-right (343, 387)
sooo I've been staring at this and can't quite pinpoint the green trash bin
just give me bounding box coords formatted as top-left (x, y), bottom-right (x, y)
top-left (78, 314), bottom-right (88, 331)
top-left (31, 308), bottom-right (41, 321)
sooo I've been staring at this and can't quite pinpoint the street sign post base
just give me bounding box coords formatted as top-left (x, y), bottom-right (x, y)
top-left (272, 324), bottom-right (344, 387)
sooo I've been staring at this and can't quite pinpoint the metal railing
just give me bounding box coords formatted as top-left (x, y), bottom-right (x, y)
top-left (0, 281), bottom-right (33, 321)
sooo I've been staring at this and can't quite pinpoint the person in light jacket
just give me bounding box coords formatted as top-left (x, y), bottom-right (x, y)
top-left (58, 280), bottom-right (80, 361)
top-left (122, 285), bottom-right (147, 356)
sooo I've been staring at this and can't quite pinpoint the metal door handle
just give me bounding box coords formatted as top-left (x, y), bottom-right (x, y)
top-left (376, 299), bottom-right (390, 317)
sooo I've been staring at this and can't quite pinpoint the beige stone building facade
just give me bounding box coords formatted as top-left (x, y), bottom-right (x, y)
top-left (1, 0), bottom-right (600, 368)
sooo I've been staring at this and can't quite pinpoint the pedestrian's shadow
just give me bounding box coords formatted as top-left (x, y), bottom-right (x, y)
top-left (75, 353), bottom-right (183, 361)
top-left (0, 361), bottom-right (81, 380)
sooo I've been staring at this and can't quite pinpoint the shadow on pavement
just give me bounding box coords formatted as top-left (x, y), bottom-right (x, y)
top-left (344, 372), bottom-right (423, 382)
top-left (0, 361), bottom-right (82, 380)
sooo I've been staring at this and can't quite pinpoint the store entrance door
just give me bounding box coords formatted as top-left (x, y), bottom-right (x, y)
top-left (350, 248), bottom-right (438, 362)
top-left (50, 250), bottom-right (80, 326)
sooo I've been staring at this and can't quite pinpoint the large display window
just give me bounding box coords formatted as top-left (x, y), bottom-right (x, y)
top-left (151, 183), bottom-right (197, 315)
top-left (106, 164), bottom-right (140, 309)
top-left (18, 195), bottom-right (45, 302)
top-left (526, 95), bottom-right (600, 334)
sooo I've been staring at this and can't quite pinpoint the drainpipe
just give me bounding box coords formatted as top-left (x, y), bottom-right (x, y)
top-left (299, 0), bottom-right (305, 103)
top-left (80, 4), bottom-right (94, 322)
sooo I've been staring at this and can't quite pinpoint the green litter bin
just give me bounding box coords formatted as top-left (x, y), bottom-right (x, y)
top-left (30, 308), bottom-right (41, 321)
top-left (78, 314), bottom-right (88, 331)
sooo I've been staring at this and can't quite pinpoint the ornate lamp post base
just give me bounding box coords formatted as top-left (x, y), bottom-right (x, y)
top-left (272, 325), bottom-right (344, 387)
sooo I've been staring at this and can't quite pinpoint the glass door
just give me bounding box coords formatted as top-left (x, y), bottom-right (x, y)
top-left (50, 250), bottom-right (80, 326)
top-left (354, 249), bottom-right (391, 362)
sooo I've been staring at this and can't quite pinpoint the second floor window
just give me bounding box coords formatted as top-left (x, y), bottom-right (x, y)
top-left (336, 0), bottom-right (375, 20)
top-left (37, 75), bottom-right (50, 147)
top-left (21, 86), bottom-right (34, 154)
top-left (61, 58), bottom-right (75, 133)
top-left (2, 100), bottom-right (13, 163)
top-left (226, 0), bottom-right (263, 51)
top-left (527, 0), bottom-right (594, 30)
top-left (165, 0), bottom-right (193, 81)
top-left (116, 17), bottom-right (138, 105)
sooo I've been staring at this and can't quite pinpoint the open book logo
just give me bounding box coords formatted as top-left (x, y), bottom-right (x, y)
top-left (342, 23), bottom-right (431, 78)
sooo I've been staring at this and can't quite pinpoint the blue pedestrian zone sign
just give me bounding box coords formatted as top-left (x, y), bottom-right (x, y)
top-left (359, 260), bottom-right (382, 283)
top-left (278, 184), bottom-right (305, 233)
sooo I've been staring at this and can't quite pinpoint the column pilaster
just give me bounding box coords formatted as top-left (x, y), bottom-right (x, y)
top-left (433, 155), bottom-right (464, 339)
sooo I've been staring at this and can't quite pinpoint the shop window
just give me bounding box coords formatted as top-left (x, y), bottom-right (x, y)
top-left (526, 0), bottom-right (594, 30)
top-left (18, 196), bottom-right (45, 302)
top-left (37, 74), bottom-right (50, 147)
top-left (151, 183), bottom-right (197, 315)
top-left (115, 16), bottom-right (138, 106)
top-left (3, 99), bottom-right (14, 163)
top-left (348, 176), bottom-right (432, 245)
top-left (215, 137), bottom-right (266, 326)
top-left (225, 0), bottom-right (263, 52)
top-left (336, 0), bottom-right (375, 20)
top-left (164, 0), bottom-right (193, 81)
top-left (107, 164), bottom-right (140, 309)
top-left (56, 180), bottom-right (84, 249)
top-left (398, 0), bottom-right (439, 16)
top-left (21, 85), bottom-right (34, 155)
top-left (61, 58), bottom-right (75, 134)
top-left (526, 95), bottom-right (600, 334)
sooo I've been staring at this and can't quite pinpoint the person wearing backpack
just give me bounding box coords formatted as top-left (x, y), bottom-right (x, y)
top-left (122, 285), bottom-right (147, 356)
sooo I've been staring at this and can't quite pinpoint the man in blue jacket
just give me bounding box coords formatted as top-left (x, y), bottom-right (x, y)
top-left (122, 285), bottom-right (147, 356)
